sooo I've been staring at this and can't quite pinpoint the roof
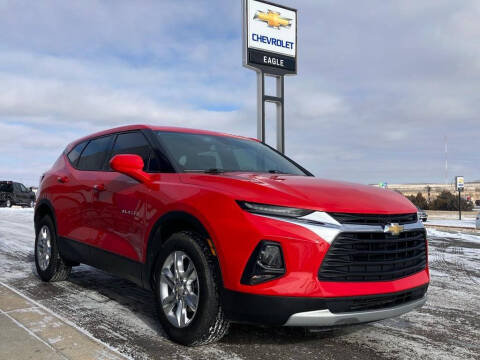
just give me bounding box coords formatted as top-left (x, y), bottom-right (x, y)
top-left (66, 124), bottom-right (259, 151)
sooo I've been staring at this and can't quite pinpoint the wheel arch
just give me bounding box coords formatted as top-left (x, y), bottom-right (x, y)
top-left (34, 199), bottom-right (57, 235)
top-left (143, 211), bottom-right (220, 290)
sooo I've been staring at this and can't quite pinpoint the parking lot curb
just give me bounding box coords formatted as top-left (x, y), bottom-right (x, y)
top-left (0, 281), bottom-right (129, 360)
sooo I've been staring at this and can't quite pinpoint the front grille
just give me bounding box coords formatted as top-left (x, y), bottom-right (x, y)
top-left (329, 212), bottom-right (417, 226)
top-left (326, 284), bottom-right (428, 313)
top-left (318, 230), bottom-right (427, 282)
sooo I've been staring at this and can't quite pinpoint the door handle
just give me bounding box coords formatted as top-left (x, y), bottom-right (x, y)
top-left (93, 184), bottom-right (105, 191)
top-left (57, 176), bottom-right (69, 183)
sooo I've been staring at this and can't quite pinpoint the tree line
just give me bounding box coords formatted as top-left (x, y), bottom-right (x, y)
top-left (406, 191), bottom-right (473, 211)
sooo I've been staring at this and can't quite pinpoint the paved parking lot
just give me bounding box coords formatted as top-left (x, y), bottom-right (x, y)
top-left (0, 208), bottom-right (478, 359)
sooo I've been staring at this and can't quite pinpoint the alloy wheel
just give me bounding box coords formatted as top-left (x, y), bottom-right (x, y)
top-left (37, 225), bottom-right (52, 271)
top-left (159, 251), bottom-right (199, 328)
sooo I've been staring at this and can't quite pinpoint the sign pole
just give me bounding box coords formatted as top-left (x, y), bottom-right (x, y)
top-left (455, 176), bottom-right (464, 220)
top-left (257, 71), bottom-right (265, 142)
top-left (256, 72), bottom-right (286, 152)
top-left (276, 75), bottom-right (285, 153)
top-left (458, 190), bottom-right (462, 220)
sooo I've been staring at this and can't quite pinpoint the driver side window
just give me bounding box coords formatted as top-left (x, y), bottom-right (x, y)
top-left (110, 131), bottom-right (160, 172)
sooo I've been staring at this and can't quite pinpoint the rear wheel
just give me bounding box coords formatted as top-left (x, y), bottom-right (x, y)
top-left (154, 231), bottom-right (229, 346)
top-left (35, 216), bottom-right (71, 282)
top-left (6, 199), bottom-right (11, 208)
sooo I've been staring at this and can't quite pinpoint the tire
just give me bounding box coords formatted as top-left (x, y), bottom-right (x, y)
top-left (34, 215), bottom-right (71, 282)
top-left (154, 231), bottom-right (229, 346)
top-left (6, 199), bottom-right (12, 208)
top-left (30, 200), bottom-right (35, 208)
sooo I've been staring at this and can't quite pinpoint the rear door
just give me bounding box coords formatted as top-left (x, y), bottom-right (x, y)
top-left (70, 135), bottom-right (114, 247)
top-left (53, 140), bottom-right (89, 243)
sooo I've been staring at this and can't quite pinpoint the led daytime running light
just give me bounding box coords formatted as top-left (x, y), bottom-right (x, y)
top-left (238, 201), bottom-right (313, 218)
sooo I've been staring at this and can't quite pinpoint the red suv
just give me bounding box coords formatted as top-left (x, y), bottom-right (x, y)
top-left (34, 125), bottom-right (428, 346)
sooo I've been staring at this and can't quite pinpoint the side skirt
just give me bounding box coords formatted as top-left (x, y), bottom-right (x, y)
top-left (58, 237), bottom-right (144, 287)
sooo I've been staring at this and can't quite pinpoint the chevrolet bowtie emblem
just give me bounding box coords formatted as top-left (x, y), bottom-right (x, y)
top-left (384, 223), bottom-right (404, 236)
top-left (254, 10), bottom-right (292, 29)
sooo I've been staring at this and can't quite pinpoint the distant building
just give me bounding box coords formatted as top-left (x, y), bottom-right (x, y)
top-left (374, 182), bottom-right (480, 205)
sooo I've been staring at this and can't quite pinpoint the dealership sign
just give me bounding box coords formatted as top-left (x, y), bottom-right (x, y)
top-left (456, 176), bottom-right (464, 191)
top-left (243, 0), bottom-right (297, 75)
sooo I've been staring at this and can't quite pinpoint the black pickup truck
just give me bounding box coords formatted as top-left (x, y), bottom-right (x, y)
top-left (0, 181), bottom-right (36, 208)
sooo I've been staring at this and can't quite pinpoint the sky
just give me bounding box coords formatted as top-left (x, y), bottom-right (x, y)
top-left (0, 0), bottom-right (478, 187)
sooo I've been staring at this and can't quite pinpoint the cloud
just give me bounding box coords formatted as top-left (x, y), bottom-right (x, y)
top-left (0, 0), bottom-right (478, 186)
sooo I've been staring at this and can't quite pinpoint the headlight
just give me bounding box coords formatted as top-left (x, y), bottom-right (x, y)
top-left (237, 201), bottom-right (314, 218)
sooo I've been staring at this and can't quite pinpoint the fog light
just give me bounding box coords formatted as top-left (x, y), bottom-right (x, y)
top-left (241, 241), bottom-right (285, 285)
top-left (258, 245), bottom-right (284, 269)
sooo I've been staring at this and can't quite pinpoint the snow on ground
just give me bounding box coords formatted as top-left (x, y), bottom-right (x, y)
top-left (426, 218), bottom-right (477, 229)
top-left (427, 228), bottom-right (480, 243)
top-left (0, 208), bottom-right (479, 360)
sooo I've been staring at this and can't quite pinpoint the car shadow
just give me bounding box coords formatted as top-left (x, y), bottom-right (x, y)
top-left (222, 323), bottom-right (366, 346)
top-left (57, 265), bottom-right (366, 346)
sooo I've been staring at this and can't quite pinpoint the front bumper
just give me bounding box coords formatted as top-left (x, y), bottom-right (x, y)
top-left (222, 284), bottom-right (428, 326)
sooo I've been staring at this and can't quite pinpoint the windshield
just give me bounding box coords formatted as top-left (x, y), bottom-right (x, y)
top-left (156, 132), bottom-right (309, 176)
top-left (0, 183), bottom-right (13, 192)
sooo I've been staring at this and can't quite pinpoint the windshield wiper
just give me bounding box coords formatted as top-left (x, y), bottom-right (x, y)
top-left (268, 170), bottom-right (284, 174)
top-left (184, 168), bottom-right (226, 174)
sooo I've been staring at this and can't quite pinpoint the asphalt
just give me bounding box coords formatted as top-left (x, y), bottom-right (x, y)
top-left (0, 208), bottom-right (479, 360)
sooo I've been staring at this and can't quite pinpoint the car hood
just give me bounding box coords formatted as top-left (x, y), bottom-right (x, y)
top-left (179, 173), bottom-right (416, 214)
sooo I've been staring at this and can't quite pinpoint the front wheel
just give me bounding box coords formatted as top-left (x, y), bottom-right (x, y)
top-left (154, 231), bottom-right (229, 346)
top-left (34, 216), bottom-right (71, 282)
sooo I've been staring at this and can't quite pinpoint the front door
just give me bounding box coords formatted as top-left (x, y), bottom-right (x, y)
top-left (18, 183), bottom-right (32, 205)
top-left (91, 131), bottom-right (158, 263)
top-left (13, 183), bottom-right (27, 205)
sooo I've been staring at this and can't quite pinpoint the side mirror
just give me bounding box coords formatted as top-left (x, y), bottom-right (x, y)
top-left (110, 154), bottom-right (152, 184)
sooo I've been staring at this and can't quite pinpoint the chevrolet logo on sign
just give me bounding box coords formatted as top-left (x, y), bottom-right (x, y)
top-left (254, 10), bottom-right (292, 29)
top-left (384, 223), bottom-right (404, 236)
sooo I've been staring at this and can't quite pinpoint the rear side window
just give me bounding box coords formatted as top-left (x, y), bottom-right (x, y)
top-left (110, 132), bottom-right (160, 172)
top-left (0, 183), bottom-right (13, 192)
top-left (77, 136), bottom-right (113, 171)
top-left (67, 141), bottom-right (87, 166)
